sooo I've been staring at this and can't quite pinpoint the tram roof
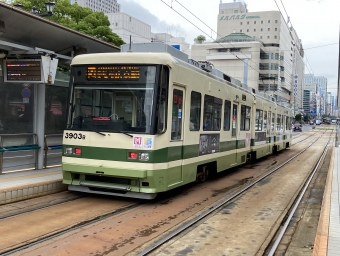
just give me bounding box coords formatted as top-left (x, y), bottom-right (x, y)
top-left (71, 52), bottom-right (176, 66)
top-left (0, 2), bottom-right (120, 66)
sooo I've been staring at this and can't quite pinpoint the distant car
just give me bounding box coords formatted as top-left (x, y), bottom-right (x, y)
top-left (331, 119), bottom-right (337, 124)
top-left (309, 120), bottom-right (314, 125)
top-left (315, 120), bottom-right (321, 125)
top-left (293, 122), bottom-right (302, 132)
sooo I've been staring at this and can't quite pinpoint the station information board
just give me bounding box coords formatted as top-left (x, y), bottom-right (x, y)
top-left (5, 60), bottom-right (42, 82)
top-left (86, 66), bottom-right (140, 81)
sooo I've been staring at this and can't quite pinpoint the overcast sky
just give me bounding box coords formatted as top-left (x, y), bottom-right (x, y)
top-left (120, 0), bottom-right (339, 95)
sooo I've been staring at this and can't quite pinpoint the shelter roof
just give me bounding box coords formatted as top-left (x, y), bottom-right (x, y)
top-left (0, 2), bottom-right (120, 66)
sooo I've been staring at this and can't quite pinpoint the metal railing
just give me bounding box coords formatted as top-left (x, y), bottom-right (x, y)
top-left (0, 133), bottom-right (39, 174)
top-left (44, 134), bottom-right (63, 168)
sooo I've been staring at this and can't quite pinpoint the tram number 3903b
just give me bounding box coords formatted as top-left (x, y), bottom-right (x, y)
top-left (64, 132), bottom-right (86, 140)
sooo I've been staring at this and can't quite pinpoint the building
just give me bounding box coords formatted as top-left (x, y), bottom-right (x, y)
top-left (107, 12), bottom-right (152, 44)
top-left (191, 0), bottom-right (305, 109)
top-left (106, 12), bottom-right (191, 54)
top-left (303, 84), bottom-right (317, 118)
top-left (71, 0), bottom-right (120, 14)
top-left (304, 74), bottom-right (328, 116)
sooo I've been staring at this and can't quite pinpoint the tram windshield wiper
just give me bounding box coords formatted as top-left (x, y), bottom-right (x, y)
top-left (112, 130), bottom-right (133, 138)
top-left (90, 130), bottom-right (106, 136)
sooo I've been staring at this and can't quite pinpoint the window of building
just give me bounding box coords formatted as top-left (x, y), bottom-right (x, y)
top-left (116, 22), bottom-right (118, 26)
top-left (261, 28), bottom-right (263, 31)
top-left (190, 91), bottom-right (201, 131)
top-left (130, 17), bottom-right (132, 22)
top-left (261, 20), bottom-right (263, 24)
top-left (240, 29), bottom-right (243, 32)
top-left (268, 20), bottom-right (270, 23)
top-left (240, 22), bottom-right (243, 25)
top-left (254, 21), bottom-right (256, 24)
top-left (254, 29), bottom-right (256, 32)
top-left (234, 10), bottom-right (238, 13)
top-left (267, 36), bottom-right (270, 39)
top-left (255, 109), bottom-right (263, 131)
top-left (268, 28), bottom-right (270, 31)
top-left (240, 105), bottom-right (251, 131)
top-left (260, 36), bottom-right (263, 39)
top-left (247, 21), bottom-right (249, 25)
top-left (203, 95), bottom-right (222, 131)
top-left (224, 100), bottom-right (231, 131)
top-left (274, 35), bottom-right (277, 39)
top-left (275, 28), bottom-right (277, 31)
top-left (247, 29), bottom-right (249, 32)
top-left (275, 20), bottom-right (278, 23)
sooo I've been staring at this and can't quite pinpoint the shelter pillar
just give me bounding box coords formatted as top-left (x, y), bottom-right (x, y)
top-left (35, 83), bottom-right (45, 169)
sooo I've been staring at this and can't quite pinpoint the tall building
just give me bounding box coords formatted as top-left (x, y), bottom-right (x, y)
top-left (190, 0), bottom-right (305, 110)
top-left (303, 83), bottom-right (317, 118)
top-left (304, 74), bottom-right (328, 116)
top-left (72, 0), bottom-right (120, 13)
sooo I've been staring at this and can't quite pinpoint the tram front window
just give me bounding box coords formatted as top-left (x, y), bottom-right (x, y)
top-left (67, 65), bottom-right (161, 134)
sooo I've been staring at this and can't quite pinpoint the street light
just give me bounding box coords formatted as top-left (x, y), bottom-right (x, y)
top-left (32, 2), bottom-right (55, 17)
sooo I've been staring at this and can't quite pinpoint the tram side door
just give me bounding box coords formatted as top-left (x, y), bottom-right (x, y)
top-left (231, 103), bottom-right (238, 165)
top-left (168, 86), bottom-right (185, 187)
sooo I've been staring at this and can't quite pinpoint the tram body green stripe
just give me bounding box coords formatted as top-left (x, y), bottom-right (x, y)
top-left (63, 139), bottom-right (260, 164)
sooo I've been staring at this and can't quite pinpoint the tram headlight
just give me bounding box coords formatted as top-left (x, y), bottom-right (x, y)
top-left (65, 147), bottom-right (73, 155)
top-left (139, 153), bottom-right (149, 161)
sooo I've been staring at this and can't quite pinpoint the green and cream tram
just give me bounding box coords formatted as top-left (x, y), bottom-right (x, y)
top-left (62, 48), bottom-right (293, 199)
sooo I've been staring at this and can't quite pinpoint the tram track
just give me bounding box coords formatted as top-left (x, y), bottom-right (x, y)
top-left (0, 197), bottom-right (142, 255)
top-left (0, 130), bottom-right (332, 256)
top-left (134, 131), bottom-right (333, 256)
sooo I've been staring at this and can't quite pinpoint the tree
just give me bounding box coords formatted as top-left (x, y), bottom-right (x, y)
top-left (295, 113), bottom-right (302, 122)
top-left (194, 35), bottom-right (206, 44)
top-left (11, 0), bottom-right (125, 46)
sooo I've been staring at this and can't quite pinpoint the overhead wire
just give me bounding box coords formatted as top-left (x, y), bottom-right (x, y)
top-left (273, 0), bottom-right (314, 76)
top-left (174, 0), bottom-right (262, 73)
top-left (159, 0), bottom-right (262, 74)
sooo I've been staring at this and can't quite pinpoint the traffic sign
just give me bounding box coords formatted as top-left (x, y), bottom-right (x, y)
top-left (21, 88), bottom-right (31, 98)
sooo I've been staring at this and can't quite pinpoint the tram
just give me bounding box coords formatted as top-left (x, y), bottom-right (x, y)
top-left (62, 43), bottom-right (293, 199)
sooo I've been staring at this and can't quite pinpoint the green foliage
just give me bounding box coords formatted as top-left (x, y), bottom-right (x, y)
top-left (11, 0), bottom-right (125, 46)
top-left (295, 113), bottom-right (302, 122)
top-left (194, 35), bottom-right (206, 44)
top-left (303, 114), bottom-right (309, 122)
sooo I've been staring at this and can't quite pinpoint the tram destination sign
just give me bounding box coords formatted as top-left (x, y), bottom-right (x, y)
top-left (86, 66), bottom-right (140, 81)
top-left (4, 59), bottom-right (42, 82)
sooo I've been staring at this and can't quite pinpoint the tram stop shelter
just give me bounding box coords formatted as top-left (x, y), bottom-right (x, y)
top-left (0, 2), bottom-right (120, 172)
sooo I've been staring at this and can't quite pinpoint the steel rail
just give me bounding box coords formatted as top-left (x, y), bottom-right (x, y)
top-left (267, 136), bottom-right (332, 255)
top-left (0, 202), bottom-right (142, 256)
top-left (137, 134), bottom-right (326, 256)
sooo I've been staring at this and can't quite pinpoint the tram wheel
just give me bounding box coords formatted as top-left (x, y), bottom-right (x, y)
top-left (196, 165), bottom-right (209, 182)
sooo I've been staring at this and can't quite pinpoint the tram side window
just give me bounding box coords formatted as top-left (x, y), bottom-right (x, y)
top-left (255, 109), bottom-right (263, 131)
top-left (203, 95), bottom-right (222, 131)
top-left (190, 91), bottom-right (201, 131)
top-left (267, 111), bottom-right (271, 134)
top-left (224, 100), bottom-right (231, 131)
top-left (171, 89), bottom-right (183, 140)
top-left (263, 111), bottom-right (268, 131)
top-left (240, 105), bottom-right (251, 131)
top-left (277, 114), bottom-right (282, 132)
top-left (272, 113), bottom-right (275, 132)
top-left (286, 116), bottom-right (289, 130)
